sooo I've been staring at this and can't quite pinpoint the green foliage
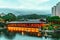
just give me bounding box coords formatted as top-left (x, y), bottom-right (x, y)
top-left (17, 14), bottom-right (49, 20)
top-left (2, 13), bottom-right (16, 21)
top-left (48, 26), bottom-right (53, 30)
top-left (46, 16), bottom-right (60, 23)
top-left (27, 14), bottom-right (40, 19)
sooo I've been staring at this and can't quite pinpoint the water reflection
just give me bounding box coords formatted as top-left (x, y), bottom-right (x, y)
top-left (0, 32), bottom-right (60, 40)
top-left (4, 32), bottom-right (16, 39)
top-left (0, 33), bottom-right (51, 40)
top-left (13, 34), bottom-right (52, 40)
top-left (0, 31), bottom-right (16, 40)
top-left (51, 32), bottom-right (60, 40)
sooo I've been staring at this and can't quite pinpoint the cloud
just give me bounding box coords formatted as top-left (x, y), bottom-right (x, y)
top-left (0, 0), bottom-right (59, 10)
top-left (0, 0), bottom-right (49, 8)
top-left (17, 0), bottom-right (50, 10)
top-left (18, 0), bottom-right (49, 4)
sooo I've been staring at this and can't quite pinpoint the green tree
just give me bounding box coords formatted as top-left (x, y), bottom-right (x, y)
top-left (28, 14), bottom-right (40, 19)
top-left (46, 16), bottom-right (60, 22)
top-left (2, 13), bottom-right (16, 21)
top-left (48, 26), bottom-right (53, 30)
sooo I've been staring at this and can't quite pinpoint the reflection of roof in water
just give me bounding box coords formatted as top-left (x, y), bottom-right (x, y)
top-left (7, 21), bottom-right (46, 23)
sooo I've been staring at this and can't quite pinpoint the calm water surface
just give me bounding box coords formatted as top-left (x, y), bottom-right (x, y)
top-left (0, 33), bottom-right (59, 40)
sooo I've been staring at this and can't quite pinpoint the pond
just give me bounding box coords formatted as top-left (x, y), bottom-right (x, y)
top-left (0, 33), bottom-right (60, 40)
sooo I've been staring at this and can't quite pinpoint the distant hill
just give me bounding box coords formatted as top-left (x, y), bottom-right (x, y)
top-left (0, 8), bottom-right (51, 16)
top-left (17, 14), bottom-right (51, 19)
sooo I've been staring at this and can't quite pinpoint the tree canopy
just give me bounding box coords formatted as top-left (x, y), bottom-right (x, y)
top-left (2, 13), bottom-right (16, 21)
top-left (46, 16), bottom-right (60, 24)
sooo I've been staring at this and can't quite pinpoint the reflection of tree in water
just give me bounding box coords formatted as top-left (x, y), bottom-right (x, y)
top-left (0, 33), bottom-right (2, 37)
top-left (51, 31), bottom-right (60, 40)
top-left (4, 31), bottom-right (16, 39)
top-left (52, 38), bottom-right (60, 40)
top-left (0, 22), bottom-right (6, 37)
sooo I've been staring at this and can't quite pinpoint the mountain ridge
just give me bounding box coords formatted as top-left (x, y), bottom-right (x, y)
top-left (0, 8), bottom-right (51, 16)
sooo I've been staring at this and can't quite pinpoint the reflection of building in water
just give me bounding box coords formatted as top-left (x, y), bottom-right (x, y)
top-left (52, 2), bottom-right (60, 17)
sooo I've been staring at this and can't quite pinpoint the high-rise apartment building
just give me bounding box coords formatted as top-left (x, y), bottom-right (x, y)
top-left (52, 2), bottom-right (60, 17)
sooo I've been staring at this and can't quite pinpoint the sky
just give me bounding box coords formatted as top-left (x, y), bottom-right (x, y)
top-left (0, 0), bottom-right (60, 11)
